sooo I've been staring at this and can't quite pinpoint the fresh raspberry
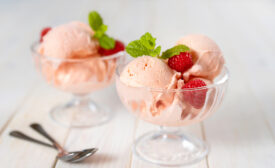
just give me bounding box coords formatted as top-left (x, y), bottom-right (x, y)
top-left (40, 27), bottom-right (51, 42)
top-left (168, 52), bottom-right (193, 72)
top-left (98, 40), bottom-right (125, 56)
top-left (182, 79), bottom-right (207, 109)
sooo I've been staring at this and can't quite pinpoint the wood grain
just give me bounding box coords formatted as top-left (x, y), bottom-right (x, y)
top-left (0, 0), bottom-right (274, 167)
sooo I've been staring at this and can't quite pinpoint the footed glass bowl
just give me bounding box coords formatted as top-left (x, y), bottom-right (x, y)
top-left (116, 62), bottom-right (229, 166)
top-left (31, 41), bottom-right (125, 128)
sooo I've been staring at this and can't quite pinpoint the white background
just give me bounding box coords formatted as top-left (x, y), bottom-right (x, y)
top-left (0, 0), bottom-right (274, 167)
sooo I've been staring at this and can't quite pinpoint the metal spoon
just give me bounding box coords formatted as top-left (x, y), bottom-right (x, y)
top-left (30, 123), bottom-right (98, 162)
top-left (9, 126), bottom-right (98, 163)
top-left (10, 130), bottom-right (97, 162)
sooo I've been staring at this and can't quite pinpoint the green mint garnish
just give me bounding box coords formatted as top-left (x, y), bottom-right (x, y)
top-left (99, 34), bottom-right (115, 49)
top-left (126, 32), bottom-right (161, 57)
top-left (159, 45), bottom-right (190, 59)
top-left (88, 11), bottom-right (103, 31)
top-left (93, 24), bottom-right (107, 38)
top-left (88, 11), bottom-right (115, 49)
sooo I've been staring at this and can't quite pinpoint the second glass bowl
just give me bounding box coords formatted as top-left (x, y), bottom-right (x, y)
top-left (116, 62), bottom-right (229, 166)
top-left (31, 41), bottom-right (126, 128)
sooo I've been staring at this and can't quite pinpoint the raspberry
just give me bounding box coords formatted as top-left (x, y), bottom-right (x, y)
top-left (182, 79), bottom-right (207, 109)
top-left (99, 40), bottom-right (125, 56)
top-left (40, 27), bottom-right (51, 42)
top-left (168, 52), bottom-right (193, 72)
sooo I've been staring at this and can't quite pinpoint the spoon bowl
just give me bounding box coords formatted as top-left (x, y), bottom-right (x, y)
top-left (65, 148), bottom-right (98, 162)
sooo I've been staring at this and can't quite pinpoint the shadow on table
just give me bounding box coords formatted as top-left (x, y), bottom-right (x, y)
top-left (202, 85), bottom-right (274, 147)
top-left (81, 153), bottom-right (116, 164)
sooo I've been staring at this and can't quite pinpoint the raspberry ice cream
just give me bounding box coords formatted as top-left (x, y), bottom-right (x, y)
top-left (120, 56), bottom-right (179, 88)
top-left (51, 56), bottom-right (117, 93)
top-left (39, 21), bottom-right (99, 59)
top-left (116, 32), bottom-right (226, 126)
top-left (119, 56), bottom-right (181, 117)
top-left (177, 34), bottom-right (225, 81)
top-left (34, 13), bottom-right (125, 94)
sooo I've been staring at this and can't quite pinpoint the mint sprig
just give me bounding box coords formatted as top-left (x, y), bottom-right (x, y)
top-left (88, 11), bottom-right (103, 31)
top-left (159, 45), bottom-right (190, 59)
top-left (93, 25), bottom-right (107, 38)
top-left (88, 11), bottom-right (115, 49)
top-left (126, 33), bottom-right (190, 59)
top-left (99, 34), bottom-right (115, 49)
top-left (126, 32), bottom-right (161, 57)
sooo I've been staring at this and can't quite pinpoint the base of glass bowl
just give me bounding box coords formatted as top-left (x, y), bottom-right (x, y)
top-left (133, 128), bottom-right (209, 167)
top-left (50, 95), bottom-right (111, 128)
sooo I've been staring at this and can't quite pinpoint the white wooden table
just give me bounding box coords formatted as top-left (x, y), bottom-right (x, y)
top-left (0, 0), bottom-right (274, 167)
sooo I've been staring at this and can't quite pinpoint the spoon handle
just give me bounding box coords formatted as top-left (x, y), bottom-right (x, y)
top-left (10, 131), bottom-right (56, 149)
top-left (30, 123), bottom-right (64, 152)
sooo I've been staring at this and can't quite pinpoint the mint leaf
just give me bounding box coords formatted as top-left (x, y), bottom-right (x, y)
top-left (160, 45), bottom-right (190, 59)
top-left (99, 34), bottom-right (115, 49)
top-left (126, 40), bottom-right (148, 57)
top-left (94, 24), bottom-right (108, 38)
top-left (152, 46), bottom-right (161, 56)
top-left (88, 11), bottom-right (103, 31)
top-left (140, 32), bottom-right (156, 50)
top-left (88, 11), bottom-right (116, 50)
top-left (126, 32), bottom-right (161, 57)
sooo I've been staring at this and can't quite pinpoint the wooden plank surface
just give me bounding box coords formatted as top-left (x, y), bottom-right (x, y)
top-left (0, 0), bottom-right (274, 168)
top-left (0, 83), bottom-right (70, 167)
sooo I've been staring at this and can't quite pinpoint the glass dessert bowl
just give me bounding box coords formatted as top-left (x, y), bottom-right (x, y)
top-left (31, 41), bottom-right (125, 128)
top-left (116, 62), bottom-right (229, 166)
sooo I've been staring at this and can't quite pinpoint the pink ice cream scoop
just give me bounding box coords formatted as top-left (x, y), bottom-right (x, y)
top-left (177, 34), bottom-right (225, 81)
top-left (120, 56), bottom-right (179, 88)
top-left (51, 56), bottom-right (117, 94)
top-left (118, 56), bottom-right (185, 121)
top-left (39, 21), bottom-right (99, 59)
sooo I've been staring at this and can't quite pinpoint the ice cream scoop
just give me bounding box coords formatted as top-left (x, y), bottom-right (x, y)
top-left (37, 21), bottom-right (120, 94)
top-left (120, 56), bottom-right (178, 88)
top-left (177, 34), bottom-right (225, 81)
top-left (119, 56), bottom-right (182, 117)
top-left (53, 56), bottom-right (117, 94)
top-left (39, 21), bottom-right (99, 59)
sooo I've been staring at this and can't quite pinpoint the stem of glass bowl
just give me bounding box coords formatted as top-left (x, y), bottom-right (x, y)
top-left (159, 126), bottom-right (181, 133)
top-left (73, 94), bottom-right (94, 107)
top-left (50, 94), bottom-right (111, 128)
top-left (133, 126), bottom-right (209, 166)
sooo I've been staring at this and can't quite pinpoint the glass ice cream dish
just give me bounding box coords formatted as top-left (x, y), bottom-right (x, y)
top-left (31, 11), bottom-right (126, 128)
top-left (116, 33), bottom-right (229, 166)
